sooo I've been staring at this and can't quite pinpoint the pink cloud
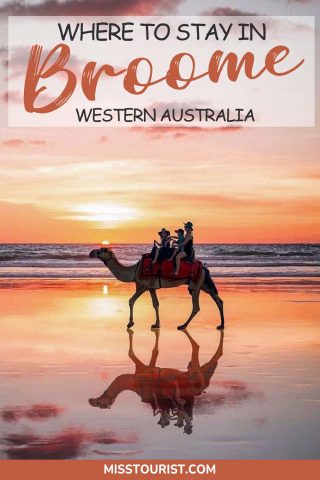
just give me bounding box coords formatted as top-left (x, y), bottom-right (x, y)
top-left (0, 0), bottom-right (181, 16)
top-left (7, 46), bottom-right (82, 81)
top-left (3, 427), bottom-right (138, 459)
top-left (1, 404), bottom-right (63, 423)
top-left (89, 432), bottom-right (137, 445)
top-left (4, 429), bottom-right (86, 459)
top-left (196, 380), bottom-right (262, 414)
top-left (2, 138), bottom-right (48, 147)
top-left (203, 7), bottom-right (257, 16)
top-left (1, 90), bottom-right (21, 104)
top-left (2, 138), bottom-right (25, 147)
top-left (132, 126), bottom-right (243, 139)
top-left (29, 140), bottom-right (47, 146)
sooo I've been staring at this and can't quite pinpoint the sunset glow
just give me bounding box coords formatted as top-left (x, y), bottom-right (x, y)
top-left (0, 126), bottom-right (319, 243)
top-left (66, 203), bottom-right (141, 227)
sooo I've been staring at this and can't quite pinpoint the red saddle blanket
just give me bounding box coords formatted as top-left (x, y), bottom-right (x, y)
top-left (139, 254), bottom-right (202, 283)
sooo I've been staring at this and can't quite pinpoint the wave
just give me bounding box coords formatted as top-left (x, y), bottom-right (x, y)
top-left (0, 270), bottom-right (319, 279)
top-left (0, 243), bottom-right (319, 279)
top-left (210, 251), bottom-right (316, 257)
top-left (0, 254), bottom-right (90, 262)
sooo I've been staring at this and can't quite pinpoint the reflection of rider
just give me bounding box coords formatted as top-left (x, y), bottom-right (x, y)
top-left (89, 328), bottom-right (224, 435)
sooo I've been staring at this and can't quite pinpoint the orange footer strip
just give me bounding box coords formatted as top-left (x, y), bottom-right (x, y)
top-left (0, 460), bottom-right (319, 480)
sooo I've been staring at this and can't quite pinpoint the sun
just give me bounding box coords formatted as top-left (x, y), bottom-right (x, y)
top-left (101, 240), bottom-right (110, 245)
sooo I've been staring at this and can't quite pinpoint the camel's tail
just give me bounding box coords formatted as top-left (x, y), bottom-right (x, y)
top-left (204, 267), bottom-right (218, 294)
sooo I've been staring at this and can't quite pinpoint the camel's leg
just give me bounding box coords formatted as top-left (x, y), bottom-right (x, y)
top-left (201, 283), bottom-right (224, 330)
top-left (127, 329), bottom-right (145, 372)
top-left (209, 291), bottom-right (224, 330)
top-left (177, 289), bottom-right (200, 330)
top-left (149, 289), bottom-right (160, 329)
top-left (149, 329), bottom-right (160, 367)
top-left (127, 284), bottom-right (146, 328)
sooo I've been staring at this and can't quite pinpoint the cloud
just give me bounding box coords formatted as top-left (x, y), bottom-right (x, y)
top-left (3, 429), bottom-right (86, 459)
top-left (1, 404), bottom-right (63, 423)
top-left (132, 126), bottom-right (243, 139)
top-left (201, 9), bottom-right (313, 36)
top-left (2, 138), bottom-right (25, 147)
top-left (1, 409), bottom-right (20, 422)
top-left (92, 448), bottom-right (141, 456)
top-left (196, 380), bottom-right (262, 414)
top-left (24, 404), bottom-right (63, 420)
top-left (89, 432), bottom-right (137, 445)
top-left (297, 171), bottom-right (320, 180)
top-left (7, 45), bottom-right (83, 81)
top-left (4, 46), bottom-right (29, 79)
top-left (148, 192), bottom-right (275, 210)
top-left (1, 90), bottom-right (21, 104)
top-left (3, 427), bottom-right (138, 459)
top-left (203, 7), bottom-right (257, 16)
top-left (0, 0), bottom-right (181, 16)
top-left (2, 138), bottom-right (47, 147)
top-left (146, 191), bottom-right (320, 217)
top-left (29, 140), bottom-right (47, 146)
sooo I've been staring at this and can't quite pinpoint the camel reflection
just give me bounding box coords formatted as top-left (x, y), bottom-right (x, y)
top-left (89, 329), bottom-right (224, 434)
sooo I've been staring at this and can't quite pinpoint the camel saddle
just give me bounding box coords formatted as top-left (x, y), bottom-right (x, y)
top-left (139, 254), bottom-right (203, 283)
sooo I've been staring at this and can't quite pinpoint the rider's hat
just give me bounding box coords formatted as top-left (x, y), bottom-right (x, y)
top-left (184, 221), bottom-right (193, 230)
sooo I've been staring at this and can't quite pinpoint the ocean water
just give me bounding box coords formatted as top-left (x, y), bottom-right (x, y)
top-left (0, 244), bottom-right (319, 459)
top-left (0, 284), bottom-right (319, 459)
top-left (0, 243), bottom-right (319, 281)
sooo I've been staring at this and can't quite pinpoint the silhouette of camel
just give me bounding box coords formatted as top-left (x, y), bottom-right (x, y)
top-left (89, 248), bottom-right (224, 330)
top-left (89, 329), bottom-right (224, 434)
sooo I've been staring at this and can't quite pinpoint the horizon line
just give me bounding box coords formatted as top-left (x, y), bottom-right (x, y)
top-left (0, 242), bottom-right (319, 246)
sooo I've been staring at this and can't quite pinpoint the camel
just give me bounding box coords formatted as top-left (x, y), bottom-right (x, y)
top-left (89, 247), bottom-right (224, 330)
top-left (89, 328), bottom-right (224, 434)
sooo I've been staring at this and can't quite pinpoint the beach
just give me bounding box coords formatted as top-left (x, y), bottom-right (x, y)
top-left (0, 249), bottom-right (319, 459)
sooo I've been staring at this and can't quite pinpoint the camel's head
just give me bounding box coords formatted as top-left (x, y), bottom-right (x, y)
top-left (89, 247), bottom-right (114, 262)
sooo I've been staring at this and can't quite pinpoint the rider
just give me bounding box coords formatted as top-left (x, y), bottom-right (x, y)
top-left (173, 222), bottom-right (194, 275)
top-left (151, 228), bottom-right (172, 264)
top-left (168, 228), bottom-right (185, 263)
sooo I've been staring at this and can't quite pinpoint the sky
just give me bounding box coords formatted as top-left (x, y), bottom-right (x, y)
top-left (0, 0), bottom-right (319, 244)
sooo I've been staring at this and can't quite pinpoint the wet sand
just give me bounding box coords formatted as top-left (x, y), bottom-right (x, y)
top-left (0, 279), bottom-right (319, 459)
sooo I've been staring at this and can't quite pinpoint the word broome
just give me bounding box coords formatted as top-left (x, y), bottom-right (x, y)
top-left (76, 107), bottom-right (254, 123)
top-left (24, 43), bottom-right (304, 113)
